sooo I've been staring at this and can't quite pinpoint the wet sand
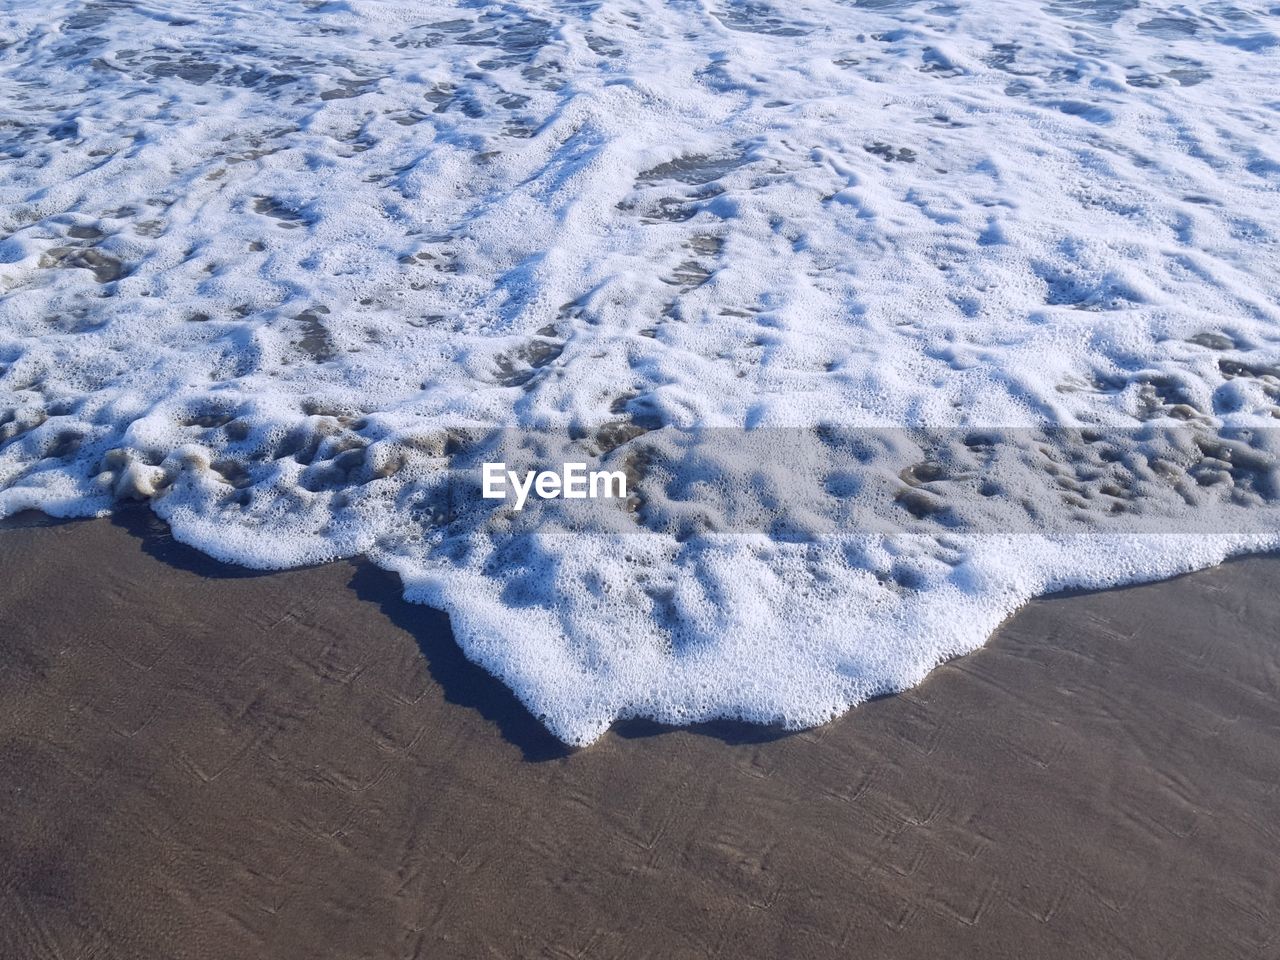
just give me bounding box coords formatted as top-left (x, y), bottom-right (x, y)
top-left (1, 510), bottom-right (1278, 960)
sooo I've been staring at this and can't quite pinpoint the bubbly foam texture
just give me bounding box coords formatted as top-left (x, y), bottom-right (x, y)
top-left (2, 0), bottom-right (1280, 743)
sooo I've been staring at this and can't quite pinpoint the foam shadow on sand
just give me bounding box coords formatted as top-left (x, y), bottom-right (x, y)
top-left (79, 506), bottom-right (795, 760)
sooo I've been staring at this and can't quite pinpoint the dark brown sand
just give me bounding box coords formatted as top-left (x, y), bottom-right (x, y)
top-left (2, 511), bottom-right (1278, 960)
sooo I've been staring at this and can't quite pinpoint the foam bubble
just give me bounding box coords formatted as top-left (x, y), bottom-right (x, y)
top-left (3, 0), bottom-right (1280, 743)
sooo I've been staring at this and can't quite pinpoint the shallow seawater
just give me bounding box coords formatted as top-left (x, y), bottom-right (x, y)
top-left (2, 0), bottom-right (1279, 744)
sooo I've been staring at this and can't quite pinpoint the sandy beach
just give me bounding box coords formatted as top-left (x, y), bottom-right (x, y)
top-left (5, 1), bottom-right (1280, 956)
top-left (2, 511), bottom-right (1276, 959)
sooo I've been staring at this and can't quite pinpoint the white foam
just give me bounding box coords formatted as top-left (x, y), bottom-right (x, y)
top-left (2, 0), bottom-right (1280, 743)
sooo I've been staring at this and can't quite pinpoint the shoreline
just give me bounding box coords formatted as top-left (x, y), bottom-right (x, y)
top-left (11, 504), bottom-right (1275, 746)
top-left (3, 511), bottom-right (1279, 958)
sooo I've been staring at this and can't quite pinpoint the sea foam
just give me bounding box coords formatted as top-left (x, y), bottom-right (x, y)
top-left (2, 0), bottom-right (1279, 743)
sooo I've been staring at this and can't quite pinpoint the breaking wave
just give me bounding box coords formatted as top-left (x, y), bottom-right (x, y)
top-left (2, 0), bottom-right (1279, 742)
